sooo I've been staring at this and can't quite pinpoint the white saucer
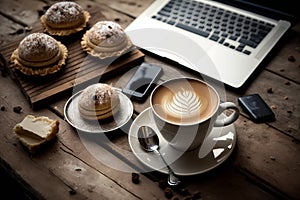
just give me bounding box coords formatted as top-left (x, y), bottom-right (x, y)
top-left (64, 90), bottom-right (133, 133)
top-left (128, 108), bottom-right (237, 176)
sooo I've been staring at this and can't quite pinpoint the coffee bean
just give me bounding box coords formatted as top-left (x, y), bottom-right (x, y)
top-left (267, 87), bottom-right (273, 94)
top-left (131, 173), bottom-right (140, 184)
top-left (0, 105), bottom-right (5, 111)
top-left (288, 55), bottom-right (296, 62)
top-left (69, 189), bottom-right (76, 195)
top-left (164, 187), bottom-right (174, 199)
top-left (158, 179), bottom-right (168, 190)
top-left (13, 106), bottom-right (22, 113)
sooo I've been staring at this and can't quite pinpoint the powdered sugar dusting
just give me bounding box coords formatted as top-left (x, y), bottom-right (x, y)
top-left (45, 1), bottom-right (84, 24)
top-left (18, 33), bottom-right (59, 60)
top-left (79, 83), bottom-right (118, 107)
top-left (89, 21), bottom-right (126, 46)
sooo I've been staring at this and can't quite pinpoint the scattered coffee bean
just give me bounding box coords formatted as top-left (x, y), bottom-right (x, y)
top-left (266, 87), bottom-right (273, 94)
top-left (75, 168), bottom-right (82, 171)
top-left (131, 173), bottom-right (140, 184)
top-left (158, 179), bottom-right (168, 190)
top-left (287, 110), bottom-right (293, 114)
top-left (114, 18), bottom-right (120, 22)
top-left (270, 156), bottom-right (276, 161)
top-left (285, 81), bottom-right (291, 85)
top-left (271, 105), bottom-right (277, 110)
top-left (0, 105), bottom-right (5, 111)
top-left (69, 189), bottom-right (76, 195)
top-left (13, 106), bottom-right (22, 113)
top-left (164, 187), bottom-right (174, 199)
top-left (288, 55), bottom-right (296, 62)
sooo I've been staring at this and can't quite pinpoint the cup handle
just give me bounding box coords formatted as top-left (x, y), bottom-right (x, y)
top-left (214, 102), bottom-right (239, 127)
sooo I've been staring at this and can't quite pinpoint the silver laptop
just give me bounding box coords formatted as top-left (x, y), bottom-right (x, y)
top-left (125, 0), bottom-right (295, 88)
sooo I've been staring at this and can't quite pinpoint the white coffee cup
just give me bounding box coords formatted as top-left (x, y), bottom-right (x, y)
top-left (150, 77), bottom-right (239, 152)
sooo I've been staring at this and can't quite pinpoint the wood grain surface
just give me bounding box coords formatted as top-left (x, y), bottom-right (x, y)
top-left (0, 0), bottom-right (299, 200)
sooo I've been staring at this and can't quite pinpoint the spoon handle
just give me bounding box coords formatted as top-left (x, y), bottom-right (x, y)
top-left (154, 149), bottom-right (180, 186)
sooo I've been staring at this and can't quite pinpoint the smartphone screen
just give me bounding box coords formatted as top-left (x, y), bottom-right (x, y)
top-left (122, 63), bottom-right (162, 101)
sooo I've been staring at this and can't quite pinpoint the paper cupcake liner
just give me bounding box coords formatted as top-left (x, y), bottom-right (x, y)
top-left (41, 11), bottom-right (90, 36)
top-left (10, 42), bottom-right (68, 77)
top-left (81, 30), bottom-right (133, 59)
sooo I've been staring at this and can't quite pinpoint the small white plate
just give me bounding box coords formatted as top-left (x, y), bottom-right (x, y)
top-left (128, 108), bottom-right (237, 176)
top-left (64, 90), bottom-right (133, 133)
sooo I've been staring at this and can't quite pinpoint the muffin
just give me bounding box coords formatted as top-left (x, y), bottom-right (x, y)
top-left (10, 33), bottom-right (68, 76)
top-left (81, 21), bottom-right (132, 59)
top-left (41, 1), bottom-right (90, 36)
top-left (78, 83), bottom-right (120, 120)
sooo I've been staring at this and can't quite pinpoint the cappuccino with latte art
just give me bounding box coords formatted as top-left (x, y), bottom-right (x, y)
top-left (150, 77), bottom-right (239, 151)
top-left (151, 78), bottom-right (218, 124)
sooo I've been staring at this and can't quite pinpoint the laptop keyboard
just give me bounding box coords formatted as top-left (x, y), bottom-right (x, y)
top-left (152, 0), bottom-right (275, 55)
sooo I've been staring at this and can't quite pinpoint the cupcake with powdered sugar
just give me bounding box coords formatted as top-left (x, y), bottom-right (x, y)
top-left (10, 33), bottom-right (68, 76)
top-left (41, 1), bottom-right (90, 36)
top-left (81, 21), bottom-right (133, 59)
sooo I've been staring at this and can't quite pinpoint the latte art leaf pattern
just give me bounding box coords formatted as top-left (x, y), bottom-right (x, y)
top-left (165, 89), bottom-right (202, 117)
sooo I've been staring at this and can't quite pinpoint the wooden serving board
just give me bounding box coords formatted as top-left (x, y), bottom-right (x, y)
top-left (0, 7), bottom-right (144, 110)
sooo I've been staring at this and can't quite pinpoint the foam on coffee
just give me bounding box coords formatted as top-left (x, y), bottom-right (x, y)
top-left (151, 78), bottom-right (218, 124)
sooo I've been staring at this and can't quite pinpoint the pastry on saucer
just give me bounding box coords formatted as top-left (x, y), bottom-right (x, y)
top-left (10, 33), bottom-right (68, 77)
top-left (78, 83), bottom-right (120, 121)
top-left (81, 21), bottom-right (133, 59)
top-left (41, 1), bottom-right (90, 36)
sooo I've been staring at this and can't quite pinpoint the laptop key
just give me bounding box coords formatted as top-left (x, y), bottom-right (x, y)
top-left (167, 19), bottom-right (176, 25)
top-left (239, 38), bottom-right (258, 48)
top-left (219, 38), bottom-right (225, 44)
top-left (210, 34), bottom-right (219, 41)
top-left (176, 22), bottom-right (210, 37)
top-left (158, 11), bottom-right (170, 17)
top-left (236, 45), bottom-right (244, 52)
top-left (243, 50), bottom-right (251, 55)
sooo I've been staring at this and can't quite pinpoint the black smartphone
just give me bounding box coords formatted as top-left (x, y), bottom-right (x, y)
top-left (238, 94), bottom-right (275, 122)
top-left (122, 62), bottom-right (162, 101)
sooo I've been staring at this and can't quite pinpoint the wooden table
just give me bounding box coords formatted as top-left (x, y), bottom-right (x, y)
top-left (0, 0), bottom-right (299, 199)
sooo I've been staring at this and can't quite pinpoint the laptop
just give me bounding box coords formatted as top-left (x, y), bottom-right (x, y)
top-left (125, 0), bottom-right (297, 88)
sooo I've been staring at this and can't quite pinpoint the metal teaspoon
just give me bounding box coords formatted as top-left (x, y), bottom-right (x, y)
top-left (137, 126), bottom-right (181, 186)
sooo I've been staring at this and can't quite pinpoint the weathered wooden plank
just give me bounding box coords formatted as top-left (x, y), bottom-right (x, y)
top-left (0, 0), bottom-right (45, 26)
top-left (0, 75), bottom-right (138, 199)
top-left (0, 15), bottom-right (24, 47)
top-left (96, 0), bottom-right (154, 18)
top-left (265, 23), bottom-right (300, 84)
top-left (1, 0), bottom-right (299, 199)
top-left (234, 116), bottom-right (300, 200)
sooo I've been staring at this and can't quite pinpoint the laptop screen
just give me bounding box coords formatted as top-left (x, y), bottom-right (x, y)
top-left (215, 0), bottom-right (298, 24)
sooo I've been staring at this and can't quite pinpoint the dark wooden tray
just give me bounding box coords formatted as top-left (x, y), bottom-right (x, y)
top-left (0, 7), bottom-right (144, 110)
